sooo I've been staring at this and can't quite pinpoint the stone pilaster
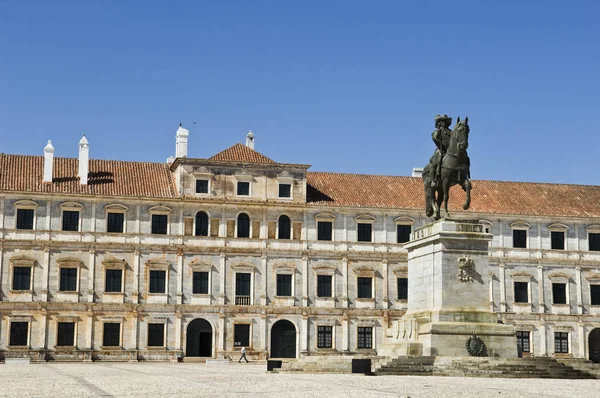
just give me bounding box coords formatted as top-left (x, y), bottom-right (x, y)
top-left (302, 255), bottom-right (308, 307)
top-left (219, 253), bottom-right (226, 305)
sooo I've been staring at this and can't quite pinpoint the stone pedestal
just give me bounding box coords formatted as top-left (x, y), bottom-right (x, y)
top-left (399, 219), bottom-right (516, 357)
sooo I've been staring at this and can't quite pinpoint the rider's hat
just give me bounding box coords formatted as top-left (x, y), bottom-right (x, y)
top-left (435, 114), bottom-right (452, 125)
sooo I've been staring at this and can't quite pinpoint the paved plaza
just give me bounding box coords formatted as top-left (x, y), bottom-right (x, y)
top-left (0, 362), bottom-right (599, 398)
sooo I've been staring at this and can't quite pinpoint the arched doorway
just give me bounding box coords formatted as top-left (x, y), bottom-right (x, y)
top-left (271, 320), bottom-right (296, 358)
top-left (589, 328), bottom-right (600, 363)
top-left (186, 319), bottom-right (212, 357)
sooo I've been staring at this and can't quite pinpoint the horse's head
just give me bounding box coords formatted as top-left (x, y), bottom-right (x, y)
top-left (453, 116), bottom-right (469, 152)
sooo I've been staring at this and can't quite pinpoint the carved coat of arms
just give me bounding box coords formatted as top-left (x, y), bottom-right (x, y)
top-left (457, 256), bottom-right (475, 282)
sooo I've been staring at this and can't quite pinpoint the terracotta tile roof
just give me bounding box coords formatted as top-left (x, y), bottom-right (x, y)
top-left (209, 143), bottom-right (276, 164)
top-left (306, 172), bottom-right (600, 218)
top-left (0, 154), bottom-right (176, 198)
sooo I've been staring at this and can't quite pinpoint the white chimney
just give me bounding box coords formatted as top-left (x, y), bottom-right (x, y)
top-left (246, 130), bottom-right (255, 150)
top-left (43, 140), bottom-right (54, 183)
top-left (78, 135), bottom-right (89, 185)
top-left (176, 124), bottom-right (189, 158)
top-left (412, 167), bottom-right (424, 178)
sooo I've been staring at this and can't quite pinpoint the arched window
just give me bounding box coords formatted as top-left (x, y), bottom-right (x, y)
top-left (195, 211), bottom-right (209, 237)
top-left (278, 215), bottom-right (291, 240)
top-left (237, 213), bottom-right (250, 238)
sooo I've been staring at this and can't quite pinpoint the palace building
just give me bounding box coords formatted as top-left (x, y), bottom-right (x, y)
top-left (1, 127), bottom-right (600, 362)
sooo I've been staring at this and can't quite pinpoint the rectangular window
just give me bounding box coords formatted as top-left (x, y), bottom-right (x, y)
top-left (12, 266), bottom-right (31, 290)
top-left (107, 212), bottom-right (124, 233)
top-left (397, 277), bottom-right (408, 300)
top-left (234, 324), bottom-right (250, 347)
top-left (514, 281), bottom-right (528, 303)
top-left (357, 327), bottom-right (373, 349)
top-left (317, 326), bottom-right (333, 348)
top-left (357, 223), bottom-right (372, 242)
top-left (317, 221), bottom-right (333, 241)
top-left (59, 268), bottom-right (78, 292)
top-left (147, 323), bottom-right (165, 347)
top-left (276, 274), bottom-right (292, 297)
top-left (397, 224), bottom-right (411, 244)
top-left (9, 322), bottom-right (28, 346)
top-left (62, 210), bottom-right (80, 232)
top-left (151, 214), bottom-right (168, 235)
top-left (590, 233), bottom-right (600, 251)
top-left (235, 273), bottom-right (251, 296)
top-left (357, 277), bottom-right (373, 299)
top-left (317, 275), bottom-right (332, 297)
top-left (554, 332), bottom-right (569, 353)
top-left (513, 229), bottom-right (527, 248)
top-left (195, 179), bottom-right (209, 194)
top-left (193, 271), bottom-right (209, 294)
top-left (552, 283), bottom-right (567, 304)
top-left (516, 331), bottom-right (530, 353)
top-left (278, 183), bottom-right (291, 198)
top-left (105, 269), bottom-right (123, 293)
top-left (149, 270), bottom-right (166, 293)
top-left (103, 323), bottom-right (121, 347)
top-left (16, 209), bottom-right (34, 230)
top-left (237, 181), bottom-right (250, 196)
top-left (551, 231), bottom-right (565, 250)
top-left (591, 285), bottom-right (600, 306)
top-left (57, 322), bottom-right (75, 346)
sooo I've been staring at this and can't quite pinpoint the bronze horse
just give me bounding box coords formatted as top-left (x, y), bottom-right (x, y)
top-left (423, 117), bottom-right (471, 220)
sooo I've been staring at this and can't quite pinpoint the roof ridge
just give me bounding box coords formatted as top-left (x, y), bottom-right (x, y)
top-left (209, 142), bottom-right (276, 164)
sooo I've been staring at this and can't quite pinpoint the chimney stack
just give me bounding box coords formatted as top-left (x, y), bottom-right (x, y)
top-left (176, 124), bottom-right (189, 158)
top-left (412, 167), bottom-right (424, 178)
top-left (43, 140), bottom-right (54, 183)
top-left (78, 135), bottom-right (89, 185)
top-left (246, 130), bottom-right (255, 150)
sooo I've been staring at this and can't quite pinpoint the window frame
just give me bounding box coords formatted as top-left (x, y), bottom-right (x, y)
top-left (233, 323), bottom-right (251, 347)
top-left (317, 274), bottom-right (333, 298)
top-left (510, 221), bottom-right (530, 249)
top-left (394, 217), bottom-right (415, 244)
top-left (192, 271), bottom-right (210, 295)
top-left (277, 214), bottom-right (292, 240)
top-left (149, 269), bottom-right (167, 294)
top-left (552, 282), bottom-right (567, 305)
top-left (12, 265), bottom-right (33, 291)
top-left (357, 276), bottom-right (374, 299)
top-left (397, 277), bottom-right (408, 301)
top-left (549, 223), bottom-right (568, 250)
top-left (554, 331), bottom-right (569, 354)
top-left (317, 325), bottom-right (334, 349)
top-left (355, 215), bottom-right (375, 243)
top-left (194, 211), bottom-right (210, 237)
top-left (195, 178), bottom-right (210, 195)
top-left (587, 226), bottom-right (600, 252)
top-left (59, 202), bottom-right (84, 232)
top-left (56, 321), bottom-right (77, 347)
top-left (276, 273), bottom-right (293, 297)
top-left (59, 267), bottom-right (79, 292)
top-left (105, 204), bottom-right (128, 234)
top-left (315, 213), bottom-right (335, 242)
top-left (516, 330), bottom-right (530, 353)
top-left (102, 321), bottom-right (122, 348)
top-left (591, 284), bottom-right (600, 306)
top-left (104, 268), bottom-right (124, 293)
top-left (9, 320), bottom-right (30, 347)
top-left (147, 322), bottom-right (167, 348)
top-left (234, 270), bottom-right (253, 305)
top-left (13, 200), bottom-right (38, 230)
top-left (146, 258), bottom-right (170, 295)
top-left (236, 181), bottom-right (251, 197)
top-left (357, 326), bottom-right (373, 349)
top-left (513, 281), bottom-right (529, 304)
top-left (278, 183), bottom-right (292, 199)
top-left (236, 212), bottom-right (251, 238)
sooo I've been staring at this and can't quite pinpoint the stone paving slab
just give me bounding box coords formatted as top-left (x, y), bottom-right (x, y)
top-left (0, 362), bottom-right (599, 397)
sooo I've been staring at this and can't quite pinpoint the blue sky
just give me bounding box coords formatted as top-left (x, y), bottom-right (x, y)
top-left (1, 1), bottom-right (598, 184)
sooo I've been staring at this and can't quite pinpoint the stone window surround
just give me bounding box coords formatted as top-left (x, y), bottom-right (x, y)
top-left (511, 271), bottom-right (533, 305)
top-left (276, 176), bottom-right (294, 200)
top-left (584, 271), bottom-right (600, 306)
top-left (315, 320), bottom-right (337, 350)
top-left (548, 223), bottom-right (569, 250)
top-left (102, 257), bottom-right (127, 294)
top-left (13, 199), bottom-right (39, 230)
top-left (548, 271), bottom-right (571, 306)
top-left (510, 221), bottom-right (530, 249)
top-left (54, 316), bottom-right (80, 348)
top-left (9, 255), bottom-right (36, 293)
top-left (586, 225), bottom-right (600, 251)
top-left (189, 260), bottom-right (214, 296)
top-left (355, 215), bottom-right (376, 243)
top-left (315, 212), bottom-right (336, 242)
top-left (99, 316), bottom-right (125, 349)
top-left (273, 263), bottom-right (296, 298)
top-left (393, 267), bottom-right (408, 302)
top-left (194, 173), bottom-right (213, 196)
top-left (235, 211), bottom-right (253, 238)
top-left (479, 219), bottom-right (493, 234)
top-left (146, 258), bottom-right (171, 295)
top-left (149, 205), bottom-right (172, 235)
top-left (193, 210), bottom-right (212, 237)
top-left (355, 321), bottom-right (377, 350)
top-left (233, 320), bottom-right (253, 348)
top-left (354, 266), bottom-right (376, 300)
top-left (145, 317), bottom-right (168, 348)
top-left (553, 326), bottom-right (572, 354)
top-left (59, 202), bottom-right (84, 232)
top-left (313, 265), bottom-right (336, 298)
top-left (394, 216), bottom-right (415, 244)
top-left (7, 315), bottom-right (33, 348)
top-left (57, 257), bottom-right (84, 293)
top-left (104, 203), bottom-right (128, 233)
top-left (276, 213), bottom-right (294, 240)
top-left (231, 264), bottom-right (257, 305)
top-left (235, 175), bottom-right (253, 197)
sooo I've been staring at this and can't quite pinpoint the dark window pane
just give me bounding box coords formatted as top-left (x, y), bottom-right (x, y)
top-left (276, 274), bottom-right (292, 297)
top-left (195, 179), bottom-right (209, 194)
top-left (552, 283), bottom-right (567, 304)
top-left (278, 215), bottom-right (291, 239)
top-left (107, 212), bottom-right (124, 233)
top-left (516, 331), bottom-right (530, 353)
top-left (62, 210), bottom-right (80, 231)
top-left (357, 277), bottom-right (372, 299)
top-left (514, 282), bottom-right (528, 303)
top-left (195, 211), bottom-right (209, 236)
top-left (149, 270), bottom-right (166, 293)
top-left (16, 209), bottom-right (34, 230)
top-left (10, 322), bottom-right (28, 346)
top-left (12, 266), bottom-right (31, 290)
top-left (357, 223), bottom-right (372, 242)
top-left (278, 184), bottom-right (291, 198)
top-left (317, 221), bottom-right (332, 241)
top-left (105, 269), bottom-right (123, 293)
top-left (59, 268), bottom-right (78, 291)
top-left (554, 332), bottom-right (569, 353)
top-left (317, 275), bottom-right (332, 297)
top-left (237, 182), bottom-right (250, 196)
top-left (193, 271), bottom-right (209, 294)
top-left (513, 229), bottom-right (527, 248)
top-left (551, 231), bottom-right (565, 250)
top-left (235, 273), bottom-right (251, 296)
top-left (591, 285), bottom-right (600, 306)
top-left (234, 324), bottom-right (250, 347)
top-left (317, 326), bottom-right (332, 348)
top-left (397, 278), bottom-right (408, 300)
top-left (103, 323), bottom-right (120, 347)
top-left (151, 214), bottom-right (168, 235)
top-left (237, 213), bottom-right (250, 238)
top-left (590, 233), bottom-right (600, 252)
top-left (148, 323), bottom-right (165, 347)
top-left (357, 327), bottom-right (372, 349)
top-left (397, 225), bottom-right (411, 244)
top-left (57, 322), bottom-right (75, 346)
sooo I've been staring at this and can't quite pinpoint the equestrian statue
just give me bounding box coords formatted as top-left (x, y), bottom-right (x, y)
top-left (422, 114), bottom-right (471, 220)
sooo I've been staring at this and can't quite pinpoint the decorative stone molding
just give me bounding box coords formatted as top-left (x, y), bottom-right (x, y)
top-left (230, 263), bottom-right (257, 272)
top-left (548, 223), bottom-right (569, 232)
top-left (314, 212), bottom-right (336, 221)
top-left (393, 266), bottom-right (408, 277)
top-left (59, 202), bottom-right (84, 211)
top-left (510, 220), bottom-right (531, 229)
top-left (313, 264), bottom-right (337, 275)
top-left (146, 258), bottom-right (171, 269)
top-left (355, 214), bottom-right (376, 223)
top-left (188, 260), bottom-right (215, 271)
top-left (102, 257), bottom-right (127, 269)
top-left (394, 216), bottom-right (415, 225)
top-left (510, 271), bottom-right (533, 282)
top-left (458, 257), bottom-right (476, 282)
top-left (353, 266), bottom-right (375, 277)
top-left (548, 271), bottom-right (571, 281)
top-left (148, 205), bottom-right (172, 215)
top-left (13, 199), bottom-right (38, 209)
top-left (57, 257), bottom-right (84, 268)
top-left (104, 204), bottom-right (128, 212)
top-left (9, 255), bottom-right (36, 267)
top-left (586, 225), bottom-right (600, 234)
top-left (584, 271), bottom-right (600, 282)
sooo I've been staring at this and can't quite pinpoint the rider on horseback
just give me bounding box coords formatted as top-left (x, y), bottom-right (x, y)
top-left (429, 114), bottom-right (452, 188)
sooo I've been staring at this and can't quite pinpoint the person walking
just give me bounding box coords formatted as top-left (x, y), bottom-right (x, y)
top-left (238, 346), bottom-right (248, 363)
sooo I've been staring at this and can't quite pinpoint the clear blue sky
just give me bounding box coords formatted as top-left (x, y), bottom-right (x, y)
top-left (1, 1), bottom-right (599, 185)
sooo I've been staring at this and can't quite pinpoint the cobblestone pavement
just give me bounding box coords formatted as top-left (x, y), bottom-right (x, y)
top-left (1, 362), bottom-right (599, 398)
